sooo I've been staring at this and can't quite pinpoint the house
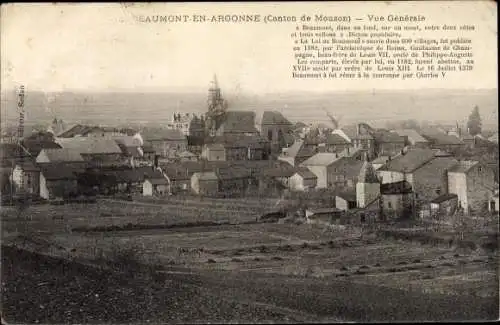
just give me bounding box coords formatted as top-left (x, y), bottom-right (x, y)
top-left (143, 177), bottom-right (169, 196)
top-left (335, 191), bottom-right (357, 211)
top-left (167, 113), bottom-right (197, 136)
top-left (371, 130), bottom-right (406, 157)
top-left (324, 133), bottom-right (352, 154)
top-left (393, 129), bottom-right (429, 148)
top-left (337, 124), bottom-right (376, 159)
top-left (141, 128), bottom-right (187, 158)
top-left (420, 128), bottom-right (465, 152)
top-left (489, 192), bottom-right (499, 212)
top-left (257, 111), bottom-right (294, 155)
top-left (178, 150), bottom-right (198, 162)
top-left (430, 194), bottom-right (458, 218)
top-left (141, 144), bottom-right (156, 163)
top-left (55, 138), bottom-right (126, 168)
top-left (378, 149), bottom-right (459, 208)
top-left (39, 165), bottom-right (81, 199)
top-left (217, 166), bottom-right (254, 196)
top-left (208, 135), bottom-right (268, 161)
top-left (11, 161), bottom-right (40, 195)
top-left (372, 155), bottom-right (391, 170)
top-left (288, 167), bottom-right (318, 191)
top-left (447, 160), bottom-right (497, 214)
top-left (201, 143), bottom-right (226, 161)
top-left (305, 208), bottom-right (343, 225)
top-left (356, 161), bottom-right (380, 209)
top-left (300, 153), bottom-right (341, 188)
top-left (21, 139), bottom-right (62, 159)
top-left (215, 111), bottom-right (260, 136)
top-left (377, 148), bottom-right (437, 184)
top-left (57, 125), bottom-right (139, 139)
top-left (278, 140), bottom-right (317, 167)
top-left (324, 156), bottom-right (365, 189)
top-left (191, 171), bottom-right (219, 196)
top-left (36, 148), bottom-right (86, 168)
top-left (380, 180), bottom-right (414, 219)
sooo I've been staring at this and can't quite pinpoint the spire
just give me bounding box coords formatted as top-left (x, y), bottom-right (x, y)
top-left (358, 161), bottom-right (378, 183)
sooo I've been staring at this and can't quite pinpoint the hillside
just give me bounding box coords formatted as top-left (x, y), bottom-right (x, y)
top-left (1, 88), bottom-right (497, 130)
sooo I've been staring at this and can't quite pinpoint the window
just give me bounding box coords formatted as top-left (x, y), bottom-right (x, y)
top-left (478, 166), bottom-right (483, 172)
top-left (268, 130), bottom-right (273, 141)
top-left (435, 188), bottom-right (441, 195)
top-left (387, 201), bottom-right (392, 209)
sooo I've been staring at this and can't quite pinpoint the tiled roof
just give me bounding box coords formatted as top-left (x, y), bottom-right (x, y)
top-left (56, 138), bottom-right (123, 155)
top-left (377, 148), bottom-right (437, 173)
top-left (142, 128), bottom-right (186, 141)
top-left (147, 178), bottom-right (169, 185)
top-left (114, 136), bottom-right (142, 147)
top-left (116, 143), bottom-right (142, 158)
top-left (381, 180), bottom-right (413, 195)
top-left (420, 129), bottom-right (463, 145)
top-left (192, 171), bottom-right (218, 181)
top-left (373, 130), bottom-right (405, 143)
top-left (294, 167), bottom-right (317, 179)
top-left (21, 140), bottom-right (62, 157)
top-left (393, 129), bottom-right (428, 144)
top-left (448, 160), bottom-right (479, 173)
top-left (217, 166), bottom-right (252, 180)
top-left (343, 159), bottom-right (365, 179)
top-left (301, 153), bottom-right (340, 167)
top-left (325, 133), bottom-right (350, 145)
top-left (217, 111), bottom-right (258, 134)
top-left (37, 148), bottom-right (84, 162)
top-left (430, 193), bottom-right (458, 204)
top-left (261, 111), bottom-right (292, 126)
top-left (40, 165), bottom-right (82, 180)
top-left (336, 190), bottom-right (357, 202)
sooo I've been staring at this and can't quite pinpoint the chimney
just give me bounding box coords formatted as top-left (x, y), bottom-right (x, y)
top-left (357, 124), bottom-right (361, 136)
top-left (154, 155), bottom-right (159, 169)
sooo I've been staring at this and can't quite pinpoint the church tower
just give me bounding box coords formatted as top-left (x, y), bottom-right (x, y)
top-left (356, 160), bottom-right (380, 208)
top-left (205, 74), bottom-right (227, 136)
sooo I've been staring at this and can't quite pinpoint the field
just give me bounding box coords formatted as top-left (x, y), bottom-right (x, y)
top-left (2, 198), bottom-right (499, 322)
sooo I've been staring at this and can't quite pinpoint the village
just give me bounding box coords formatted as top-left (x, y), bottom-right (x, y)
top-left (1, 77), bottom-right (499, 323)
top-left (1, 76), bottom-right (499, 222)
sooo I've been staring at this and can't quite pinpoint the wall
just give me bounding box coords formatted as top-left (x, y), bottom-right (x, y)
top-left (288, 173), bottom-right (304, 191)
top-left (412, 162), bottom-right (451, 205)
top-left (148, 139), bottom-right (187, 157)
top-left (335, 196), bottom-right (352, 211)
top-left (202, 147), bottom-right (226, 161)
top-left (466, 164), bottom-right (496, 213)
top-left (12, 166), bottom-right (39, 195)
top-left (40, 174), bottom-right (49, 199)
top-left (448, 172), bottom-right (468, 211)
top-left (356, 182), bottom-right (380, 208)
top-left (430, 197), bottom-right (458, 218)
top-left (377, 170), bottom-right (405, 184)
top-left (303, 165), bottom-right (327, 188)
top-left (382, 193), bottom-right (414, 219)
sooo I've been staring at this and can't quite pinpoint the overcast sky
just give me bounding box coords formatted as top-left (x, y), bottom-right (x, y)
top-left (1, 2), bottom-right (497, 94)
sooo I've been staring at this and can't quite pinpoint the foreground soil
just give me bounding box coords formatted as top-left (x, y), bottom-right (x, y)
top-left (0, 245), bottom-right (321, 324)
top-left (2, 244), bottom-right (498, 323)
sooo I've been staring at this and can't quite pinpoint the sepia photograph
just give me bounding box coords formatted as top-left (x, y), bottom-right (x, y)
top-left (1, 2), bottom-right (498, 323)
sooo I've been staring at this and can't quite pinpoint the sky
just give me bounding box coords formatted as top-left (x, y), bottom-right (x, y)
top-left (1, 1), bottom-right (497, 94)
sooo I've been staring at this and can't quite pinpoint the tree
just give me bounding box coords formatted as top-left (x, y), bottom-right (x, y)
top-left (467, 105), bottom-right (482, 136)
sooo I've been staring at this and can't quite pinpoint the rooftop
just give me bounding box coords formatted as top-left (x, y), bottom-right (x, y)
top-left (448, 160), bottom-right (480, 173)
top-left (430, 193), bottom-right (458, 204)
top-left (301, 152), bottom-right (340, 167)
top-left (393, 129), bottom-right (428, 143)
top-left (377, 148), bottom-right (437, 173)
top-left (37, 148), bottom-right (85, 162)
top-left (260, 111), bottom-right (293, 126)
top-left (56, 138), bottom-right (123, 155)
top-left (381, 180), bottom-right (413, 195)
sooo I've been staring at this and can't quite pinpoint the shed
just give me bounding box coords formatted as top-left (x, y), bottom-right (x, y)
top-left (191, 171), bottom-right (219, 196)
